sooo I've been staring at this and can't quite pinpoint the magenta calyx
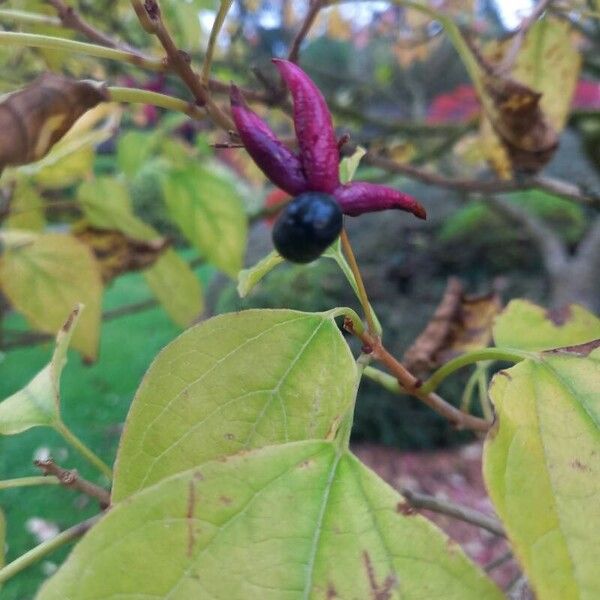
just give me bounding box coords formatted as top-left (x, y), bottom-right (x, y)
top-left (230, 59), bottom-right (426, 221)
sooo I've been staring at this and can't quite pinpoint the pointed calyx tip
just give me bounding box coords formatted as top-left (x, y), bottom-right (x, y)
top-left (414, 204), bottom-right (427, 220)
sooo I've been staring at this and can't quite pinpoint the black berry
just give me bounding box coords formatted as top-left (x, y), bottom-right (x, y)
top-left (272, 192), bottom-right (343, 263)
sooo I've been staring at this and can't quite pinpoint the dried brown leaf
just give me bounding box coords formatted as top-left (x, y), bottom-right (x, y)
top-left (403, 278), bottom-right (503, 377)
top-left (0, 73), bottom-right (107, 174)
top-left (73, 224), bottom-right (169, 283)
top-left (482, 72), bottom-right (558, 174)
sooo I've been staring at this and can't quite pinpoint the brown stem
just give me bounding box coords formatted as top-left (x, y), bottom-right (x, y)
top-left (288, 0), bottom-right (325, 63)
top-left (46, 0), bottom-right (139, 53)
top-left (131, 0), bottom-right (234, 130)
top-left (400, 488), bottom-right (506, 537)
top-left (484, 550), bottom-right (514, 572)
top-left (35, 458), bottom-right (111, 507)
top-left (344, 320), bottom-right (490, 432)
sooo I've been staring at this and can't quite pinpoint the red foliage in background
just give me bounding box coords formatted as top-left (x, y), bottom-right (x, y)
top-left (427, 80), bottom-right (600, 124)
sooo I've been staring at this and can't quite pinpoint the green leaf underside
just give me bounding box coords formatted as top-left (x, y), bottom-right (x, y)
top-left (237, 250), bottom-right (284, 298)
top-left (112, 310), bottom-right (358, 501)
top-left (78, 177), bottom-right (157, 241)
top-left (143, 249), bottom-right (204, 327)
top-left (161, 166), bottom-right (247, 277)
top-left (0, 305), bottom-right (81, 434)
top-left (39, 442), bottom-right (502, 600)
top-left (0, 234), bottom-right (101, 359)
top-left (484, 349), bottom-right (600, 600)
top-left (493, 300), bottom-right (600, 351)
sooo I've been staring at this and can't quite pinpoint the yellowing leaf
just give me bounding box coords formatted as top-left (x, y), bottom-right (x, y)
top-left (41, 442), bottom-right (502, 600)
top-left (480, 117), bottom-right (512, 180)
top-left (0, 305), bottom-right (81, 434)
top-left (484, 348), bottom-right (600, 600)
top-left (0, 233), bottom-right (102, 360)
top-left (493, 299), bottom-right (600, 351)
top-left (339, 146), bottom-right (366, 184)
top-left (143, 249), bottom-right (204, 327)
top-left (161, 165), bottom-right (247, 277)
top-left (477, 17), bottom-right (580, 175)
top-left (512, 18), bottom-right (581, 132)
top-left (5, 178), bottom-right (45, 231)
top-left (112, 309), bottom-right (358, 500)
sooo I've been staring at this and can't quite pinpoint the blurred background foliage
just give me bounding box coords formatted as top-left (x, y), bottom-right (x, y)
top-left (0, 1), bottom-right (599, 596)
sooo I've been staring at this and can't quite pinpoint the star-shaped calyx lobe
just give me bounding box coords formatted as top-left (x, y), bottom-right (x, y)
top-left (230, 59), bottom-right (426, 221)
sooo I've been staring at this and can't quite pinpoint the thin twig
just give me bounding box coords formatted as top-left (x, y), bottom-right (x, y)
top-left (344, 319), bottom-right (490, 432)
top-left (0, 476), bottom-right (59, 490)
top-left (130, 0), bottom-right (234, 130)
top-left (288, 0), bottom-right (325, 63)
top-left (362, 152), bottom-right (600, 209)
top-left (201, 0), bottom-right (234, 84)
top-left (339, 232), bottom-right (486, 432)
top-left (46, 0), bottom-right (138, 53)
top-left (0, 8), bottom-right (61, 27)
top-left (484, 550), bottom-right (514, 572)
top-left (498, 0), bottom-right (554, 74)
top-left (0, 515), bottom-right (100, 585)
top-left (340, 229), bottom-right (377, 335)
top-left (400, 488), bottom-right (506, 537)
top-left (0, 30), bottom-right (164, 70)
top-left (108, 86), bottom-right (207, 120)
top-left (35, 458), bottom-right (111, 507)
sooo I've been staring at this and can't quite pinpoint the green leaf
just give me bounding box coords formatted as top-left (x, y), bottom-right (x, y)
top-left (0, 233), bottom-right (102, 360)
top-left (78, 177), bottom-right (204, 328)
top-left (5, 179), bottom-right (45, 231)
top-left (339, 146), bottom-right (366, 184)
top-left (161, 165), bottom-right (247, 277)
top-left (483, 347), bottom-right (600, 600)
top-left (116, 130), bottom-right (158, 178)
top-left (0, 506), bottom-right (4, 572)
top-left (237, 250), bottom-right (284, 297)
top-left (41, 442), bottom-right (502, 600)
top-left (0, 305), bottom-right (81, 434)
top-left (112, 309), bottom-right (358, 500)
top-left (143, 249), bottom-right (203, 327)
top-left (493, 299), bottom-right (600, 351)
top-left (77, 177), bottom-right (155, 240)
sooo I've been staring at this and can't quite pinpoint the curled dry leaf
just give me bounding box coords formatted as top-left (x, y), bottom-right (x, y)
top-left (0, 73), bottom-right (107, 174)
top-left (403, 278), bottom-right (503, 377)
top-left (73, 224), bottom-right (169, 283)
top-left (481, 72), bottom-right (558, 174)
top-left (476, 18), bottom-right (579, 175)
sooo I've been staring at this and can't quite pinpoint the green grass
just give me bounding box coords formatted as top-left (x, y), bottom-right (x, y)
top-left (0, 262), bottom-right (211, 599)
